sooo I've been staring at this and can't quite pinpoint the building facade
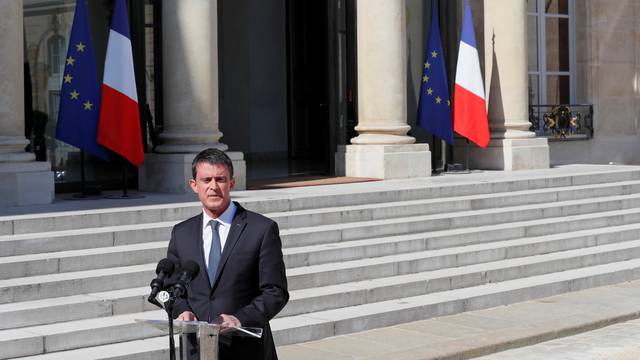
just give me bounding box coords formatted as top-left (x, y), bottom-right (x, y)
top-left (0, 0), bottom-right (637, 206)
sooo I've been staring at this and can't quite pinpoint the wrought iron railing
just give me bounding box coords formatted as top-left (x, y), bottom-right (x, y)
top-left (529, 104), bottom-right (594, 140)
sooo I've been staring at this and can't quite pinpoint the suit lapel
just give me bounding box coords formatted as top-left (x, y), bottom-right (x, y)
top-left (193, 214), bottom-right (210, 288)
top-left (211, 203), bottom-right (247, 290)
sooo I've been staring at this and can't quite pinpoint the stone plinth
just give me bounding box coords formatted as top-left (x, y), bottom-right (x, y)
top-left (336, 144), bottom-right (430, 179)
top-left (139, 152), bottom-right (246, 193)
top-left (0, 161), bottom-right (54, 206)
top-left (455, 138), bottom-right (550, 171)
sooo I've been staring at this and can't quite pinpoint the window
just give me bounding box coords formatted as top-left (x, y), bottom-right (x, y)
top-left (47, 34), bottom-right (65, 77)
top-left (527, 0), bottom-right (575, 106)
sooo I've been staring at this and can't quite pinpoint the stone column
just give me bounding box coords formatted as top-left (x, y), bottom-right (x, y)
top-left (336, 0), bottom-right (431, 179)
top-left (0, 0), bottom-right (54, 206)
top-left (457, 0), bottom-right (549, 170)
top-left (140, 0), bottom-right (245, 191)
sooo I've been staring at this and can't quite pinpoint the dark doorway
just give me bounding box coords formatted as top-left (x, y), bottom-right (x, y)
top-left (287, 0), bottom-right (331, 176)
top-left (286, 0), bottom-right (352, 177)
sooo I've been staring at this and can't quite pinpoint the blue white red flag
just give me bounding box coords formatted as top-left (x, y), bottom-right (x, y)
top-left (97, 0), bottom-right (144, 166)
top-left (453, 0), bottom-right (490, 148)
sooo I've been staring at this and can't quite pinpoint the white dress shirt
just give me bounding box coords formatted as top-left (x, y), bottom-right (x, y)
top-left (201, 201), bottom-right (237, 269)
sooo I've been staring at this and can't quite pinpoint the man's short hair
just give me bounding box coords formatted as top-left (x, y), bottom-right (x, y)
top-left (191, 148), bottom-right (234, 179)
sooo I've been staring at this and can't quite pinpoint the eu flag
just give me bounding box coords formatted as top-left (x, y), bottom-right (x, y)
top-left (417, 0), bottom-right (453, 144)
top-left (56, 0), bottom-right (109, 160)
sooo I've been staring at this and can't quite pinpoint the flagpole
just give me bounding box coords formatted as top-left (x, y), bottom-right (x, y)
top-left (105, 157), bottom-right (143, 199)
top-left (122, 157), bottom-right (128, 198)
top-left (431, 135), bottom-right (437, 174)
top-left (465, 139), bottom-right (470, 171)
top-left (70, 150), bottom-right (88, 199)
top-left (80, 150), bottom-right (86, 196)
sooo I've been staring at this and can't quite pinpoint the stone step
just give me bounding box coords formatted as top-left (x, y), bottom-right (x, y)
top-left (0, 264), bottom-right (154, 305)
top-left (0, 203), bottom-right (199, 236)
top-left (3, 183), bottom-right (640, 258)
top-left (269, 180), bottom-right (640, 229)
top-left (243, 168), bottom-right (640, 216)
top-left (6, 258), bottom-right (640, 359)
top-left (0, 287), bottom-right (154, 331)
top-left (0, 222), bottom-right (176, 257)
top-left (0, 188), bottom-right (640, 256)
top-left (3, 206), bottom-right (640, 304)
top-left (280, 193), bottom-right (640, 248)
top-left (6, 199), bottom-right (640, 282)
top-left (0, 242), bottom-right (167, 280)
top-left (5, 168), bottom-right (640, 358)
top-left (284, 216), bottom-right (640, 268)
top-left (282, 239), bottom-right (640, 316)
top-left (286, 236), bottom-right (640, 291)
top-left (0, 309), bottom-right (167, 358)
top-left (5, 224), bottom-right (640, 330)
top-left (3, 168), bottom-right (640, 236)
top-left (4, 222), bottom-right (640, 330)
top-left (272, 259), bottom-right (640, 346)
top-left (16, 336), bottom-right (172, 360)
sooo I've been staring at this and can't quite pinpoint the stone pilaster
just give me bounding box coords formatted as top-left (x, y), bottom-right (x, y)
top-left (140, 0), bottom-right (245, 191)
top-left (0, 0), bottom-right (54, 206)
top-left (336, 0), bottom-right (430, 179)
top-left (456, 0), bottom-right (549, 170)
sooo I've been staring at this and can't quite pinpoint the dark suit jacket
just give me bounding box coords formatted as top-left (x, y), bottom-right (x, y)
top-left (167, 202), bottom-right (289, 360)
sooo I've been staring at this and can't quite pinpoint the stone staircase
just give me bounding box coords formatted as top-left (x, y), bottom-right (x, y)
top-left (3, 167), bottom-right (640, 359)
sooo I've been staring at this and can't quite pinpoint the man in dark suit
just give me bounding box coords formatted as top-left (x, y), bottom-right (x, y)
top-left (167, 148), bottom-right (289, 359)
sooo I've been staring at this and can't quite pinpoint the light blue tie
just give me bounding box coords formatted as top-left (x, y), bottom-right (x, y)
top-left (208, 220), bottom-right (221, 287)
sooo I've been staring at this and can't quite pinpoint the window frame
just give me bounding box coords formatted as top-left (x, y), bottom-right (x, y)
top-left (527, 0), bottom-right (576, 106)
top-left (47, 34), bottom-right (65, 77)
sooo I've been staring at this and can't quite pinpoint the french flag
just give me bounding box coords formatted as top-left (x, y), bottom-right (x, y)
top-left (453, 0), bottom-right (490, 148)
top-left (97, 0), bottom-right (144, 166)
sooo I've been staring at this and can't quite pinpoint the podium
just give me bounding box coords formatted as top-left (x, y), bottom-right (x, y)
top-left (137, 319), bottom-right (263, 360)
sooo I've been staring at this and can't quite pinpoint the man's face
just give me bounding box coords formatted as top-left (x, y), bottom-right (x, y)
top-left (189, 162), bottom-right (235, 218)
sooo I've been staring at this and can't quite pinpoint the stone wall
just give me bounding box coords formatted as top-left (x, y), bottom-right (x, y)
top-left (552, 1), bottom-right (640, 165)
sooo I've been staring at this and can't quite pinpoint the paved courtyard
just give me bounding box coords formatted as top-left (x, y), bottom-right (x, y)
top-left (477, 317), bottom-right (640, 360)
top-left (278, 280), bottom-right (640, 360)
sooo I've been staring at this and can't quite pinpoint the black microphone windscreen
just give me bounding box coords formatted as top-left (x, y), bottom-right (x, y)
top-left (180, 260), bottom-right (200, 278)
top-left (156, 258), bottom-right (175, 275)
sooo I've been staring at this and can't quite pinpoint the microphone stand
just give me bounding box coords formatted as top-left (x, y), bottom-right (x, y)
top-left (165, 297), bottom-right (177, 360)
top-left (148, 292), bottom-right (178, 360)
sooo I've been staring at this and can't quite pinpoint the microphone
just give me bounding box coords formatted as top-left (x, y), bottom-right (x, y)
top-left (148, 258), bottom-right (175, 304)
top-left (170, 260), bottom-right (200, 300)
top-left (155, 290), bottom-right (171, 308)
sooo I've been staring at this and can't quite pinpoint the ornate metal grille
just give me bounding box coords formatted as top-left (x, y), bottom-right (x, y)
top-left (529, 104), bottom-right (594, 140)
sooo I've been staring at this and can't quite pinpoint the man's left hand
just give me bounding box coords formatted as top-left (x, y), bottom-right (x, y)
top-left (219, 313), bottom-right (241, 328)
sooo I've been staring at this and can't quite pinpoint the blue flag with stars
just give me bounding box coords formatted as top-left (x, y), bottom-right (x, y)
top-left (417, 0), bottom-right (453, 144)
top-left (56, 0), bottom-right (109, 160)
